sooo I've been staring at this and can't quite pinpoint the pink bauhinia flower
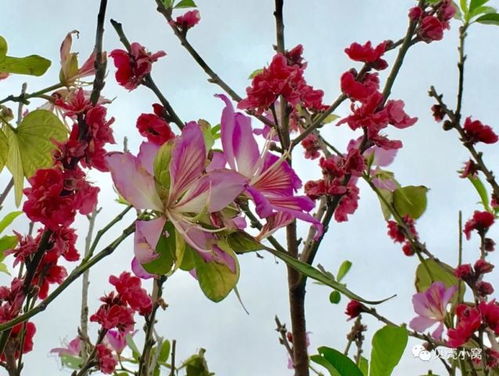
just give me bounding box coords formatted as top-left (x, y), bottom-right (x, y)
top-left (106, 122), bottom-right (247, 275)
top-left (409, 281), bottom-right (457, 339)
top-left (217, 94), bottom-right (322, 239)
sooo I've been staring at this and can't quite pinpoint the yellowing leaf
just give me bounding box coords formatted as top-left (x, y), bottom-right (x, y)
top-left (0, 129), bottom-right (8, 172)
top-left (4, 110), bottom-right (67, 206)
top-left (193, 242), bottom-right (239, 302)
top-left (3, 125), bottom-right (24, 206)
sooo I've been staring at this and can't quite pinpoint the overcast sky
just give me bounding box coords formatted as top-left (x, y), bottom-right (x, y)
top-left (1, 1), bottom-right (499, 375)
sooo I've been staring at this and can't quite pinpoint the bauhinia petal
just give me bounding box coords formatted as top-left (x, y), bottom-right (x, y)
top-left (134, 218), bottom-right (166, 264)
top-left (253, 153), bottom-right (302, 196)
top-left (131, 257), bottom-right (154, 279)
top-left (266, 195), bottom-right (323, 239)
top-left (256, 212), bottom-right (294, 241)
top-left (409, 316), bottom-right (437, 332)
top-left (137, 141), bottom-right (160, 175)
top-left (207, 151), bottom-right (227, 171)
top-left (232, 113), bottom-right (260, 177)
top-left (246, 186), bottom-right (274, 218)
top-left (106, 152), bottom-right (163, 211)
top-left (169, 122), bottom-right (206, 202)
top-left (218, 94), bottom-right (260, 176)
top-left (175, 170), bottom-right (247, 214)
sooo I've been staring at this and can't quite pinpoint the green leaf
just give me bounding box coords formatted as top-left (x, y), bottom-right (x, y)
top-left (311, 347), bottom-right (363, 376)
top-left (0, 37), bottom-right (7, 58)
top-left (392, 185), bottom-right (428, 219)
top-left (158, 339), bottom-right (171, 363)
top-left (460, 0), bottom-right (469, 15)
top-left (0, 235), bottom-right (18, 254)
top-left (211, 124), bottom-right (221, 140)
top-left (369, 325), bottom-right (408, 376)
top-left (0, 262), bottom-right (9, 275)
top-left (469, 5), bottom-right (496, 18)
top-left (267, 248), bottom-right (395, 305)
top-left (0, 36), bottom-right (51, 76)
top-left (453, 1), bottom-right (464, 20)
top-left (0, 211), bottom-right (22, 234)
top-left (468, 175), bottom-right (490, 211)
top-left (4, 110), bottom-right (68, 205)
top-left (359, 356), bottom-right (368, 376)
top-left (248, 68), bottom-right (263, 79)
top-left (227, 231), bottom-right (264, 254)
top-left (162, 0), bottom-right (174, 8)
top-left (470, 0), bottom-right (489, 13)
top-left (154, 142), bottom-right (173, 192)
top-left (329, 291), bottom-right (341, 304)
top-left (336, 260), bottom-right (352, 282)
top-left (311, 354), bottom-right (341, 376)
top-left (143, 221), bottom-right (175, 275)
top-left (476, 12), bottom-right (499, 25)
top-left (179, 243), bottom-right (196, 271)
top-left (377, 188), bottom-right (393, 220)
top-left (175, 0), bottom-right (197, 8)
top-left (126, 333), bottom-right (141, 361)
top-left (199, 119), bottom-right (216, 151)
top-left (183, 349), bottom-right (214, 376)
top-left (415, 259), bottom-right (462, 303)
top-left (0, 56), bottom-right (51, 77)
top-left (193, 242), bottom-right (239, 302)
top-left (321, 114), bottom-right (340, 125)
top-left (0, 130), bottom-right (7, 173)
top-left (60, 354), bottom-right (82, 370)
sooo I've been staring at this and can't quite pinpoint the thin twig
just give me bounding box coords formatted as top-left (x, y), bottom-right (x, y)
top-left (170, 340), bottom-right (176, 376)
top-left (429, 86), bottom-right (499, 199)
top-left (153, 0), bottom-right (275, 129)
top-left (86, 205), bottom-right (132, 260)
top-left (90, 0), bottom-right (108, 106)
top-left (80, 208), bottom-right (101, 358)
top-left (275, 316), bottom-right (294, 360)
top-left (0, 223), bottom-right (135, 333)
top-left (109, 19), bottom-right (185, 130)
top-left (138, 276), bottom-right (167, 376)
top-left (0, 179), bottom-right (14, 209)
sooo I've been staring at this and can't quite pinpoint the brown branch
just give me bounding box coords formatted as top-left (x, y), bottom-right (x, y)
top-left (90, 0), bottom-right (108, 106)
top-left (138, 276), bottom-right (167, 376)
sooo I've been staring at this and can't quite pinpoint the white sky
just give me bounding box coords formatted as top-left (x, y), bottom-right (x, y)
top-left (1, 1), bottom-right (499, 375)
